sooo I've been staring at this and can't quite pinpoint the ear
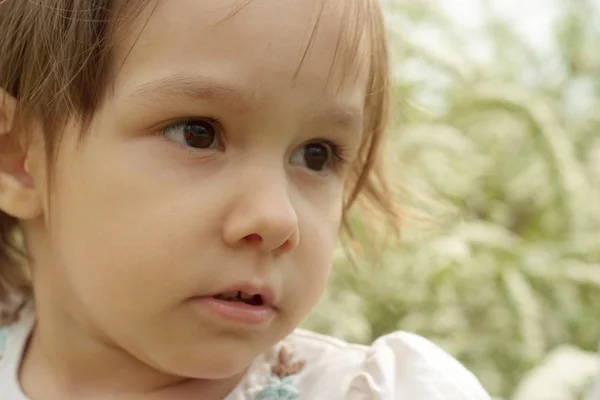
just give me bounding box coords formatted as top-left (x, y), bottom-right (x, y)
top-left (0, 90), bottom-right (43, 220)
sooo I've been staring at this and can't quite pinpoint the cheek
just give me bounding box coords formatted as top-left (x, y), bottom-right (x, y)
top-left (289, 198), bottom-right (341, 312)
top-left (46, 137), bottom-right (217, 315)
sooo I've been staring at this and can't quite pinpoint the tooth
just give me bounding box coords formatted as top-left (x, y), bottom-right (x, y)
top-left (239, 292), bottom-right (255, 300)
top-left (220, 291), bottom-right (239, 299)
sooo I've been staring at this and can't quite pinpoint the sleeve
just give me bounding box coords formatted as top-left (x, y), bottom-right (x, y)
top-left (345, 331), bottom-right (491, 400)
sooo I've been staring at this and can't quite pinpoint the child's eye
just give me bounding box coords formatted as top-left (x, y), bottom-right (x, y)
top-left (162, 119), bottom-right (222, 149)
top-left (290, 140), bottom-right (346, 173)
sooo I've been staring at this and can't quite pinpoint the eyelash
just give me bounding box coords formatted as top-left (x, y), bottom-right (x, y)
top-left (158, 117), bottom-right (352, 169)
top-left (318, 139), bottom-right (349, 166)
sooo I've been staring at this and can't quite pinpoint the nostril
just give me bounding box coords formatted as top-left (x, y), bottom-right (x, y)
top-left (244, 234), bottom-right (262, 244)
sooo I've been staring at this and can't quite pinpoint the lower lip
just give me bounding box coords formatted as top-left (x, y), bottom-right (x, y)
top-left (192, 297), bottom-right (276, 325)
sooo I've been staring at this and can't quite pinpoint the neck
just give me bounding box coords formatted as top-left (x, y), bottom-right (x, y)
top-left (19, 295), bottom-right (243, 399)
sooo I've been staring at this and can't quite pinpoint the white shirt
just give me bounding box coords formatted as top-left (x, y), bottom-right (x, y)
top-left (0, 305), bottom-right (490, 399)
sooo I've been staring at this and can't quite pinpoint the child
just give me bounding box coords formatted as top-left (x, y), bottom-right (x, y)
top-left (0, 0), bottom-right (490, 399)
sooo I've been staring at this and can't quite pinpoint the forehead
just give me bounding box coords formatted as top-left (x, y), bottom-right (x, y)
top-left (111, 0), bottom-right (371, 107)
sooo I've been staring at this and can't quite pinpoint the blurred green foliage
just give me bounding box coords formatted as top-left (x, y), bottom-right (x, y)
top-left (303, 0), bottom-right (600, 399)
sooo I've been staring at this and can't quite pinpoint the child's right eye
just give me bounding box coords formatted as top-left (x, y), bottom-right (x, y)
top-left (161, 118), bottom-right (223, 150)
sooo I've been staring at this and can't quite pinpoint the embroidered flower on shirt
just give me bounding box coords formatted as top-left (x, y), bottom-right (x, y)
top-left (256, 376), bottom-right (300, 400)
top-left (271, 346), bottom-right (305, 378)
top-left (255, 346), bottom-right (305, 400)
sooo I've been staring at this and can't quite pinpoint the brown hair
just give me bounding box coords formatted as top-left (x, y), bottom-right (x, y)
top-left (0, 0), bottom-right (400, 303)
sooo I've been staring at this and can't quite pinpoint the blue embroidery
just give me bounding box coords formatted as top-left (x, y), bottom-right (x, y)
top-left (256, 376), bottom-right (301, 400)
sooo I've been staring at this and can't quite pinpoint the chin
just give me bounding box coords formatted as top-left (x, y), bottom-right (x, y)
top-left (163, 345), bottom-right (259, 381)
top-left (180, 358), bottom-right (253, 381)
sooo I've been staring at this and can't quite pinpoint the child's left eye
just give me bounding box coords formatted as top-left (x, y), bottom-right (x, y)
top-left (161, 118), bottom-right (223, 149)
top-left (290, 140), bottom-right (346, 173)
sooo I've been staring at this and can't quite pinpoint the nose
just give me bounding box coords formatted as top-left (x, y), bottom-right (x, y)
top-left (222, 176), bottom-right (300, 254)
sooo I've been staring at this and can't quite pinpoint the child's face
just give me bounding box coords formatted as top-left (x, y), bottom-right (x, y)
top-left (28, 0), bottom-right (368, 380)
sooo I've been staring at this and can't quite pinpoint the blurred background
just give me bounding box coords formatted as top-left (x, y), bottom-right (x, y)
top-left (302, 0), bottom-right (600, 399)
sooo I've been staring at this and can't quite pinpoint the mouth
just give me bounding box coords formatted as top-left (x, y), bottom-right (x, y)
top-left (208, 283), bottom-right (276, 309)
top-left (212, 291), bottom-right (265, 306)
top-left (194, 285), bottom-right (277, 325)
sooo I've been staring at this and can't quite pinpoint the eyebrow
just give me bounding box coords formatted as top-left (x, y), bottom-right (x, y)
top-left (309, 108), bottom-right (363, 131)
top-left (124, 74), bottom-right (264, 112)
top-left (124, 74), bottom-right (363, 130)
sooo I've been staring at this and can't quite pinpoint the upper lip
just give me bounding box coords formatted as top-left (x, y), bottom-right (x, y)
top-left (207, 283), bottom-right (277, 309)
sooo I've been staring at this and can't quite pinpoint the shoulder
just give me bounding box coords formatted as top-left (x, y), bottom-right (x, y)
top-left (0, 301), bottom-right (32, 356)
top-left (0, 302), bottom-right (33, 399)
top-left (286, 329), bottom-right (491, 400)
top-left (0, 301), bottom-right (33, 368)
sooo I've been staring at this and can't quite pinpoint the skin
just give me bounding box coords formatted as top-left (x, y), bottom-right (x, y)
top-left (0, 0), bottom-right (370, 398)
